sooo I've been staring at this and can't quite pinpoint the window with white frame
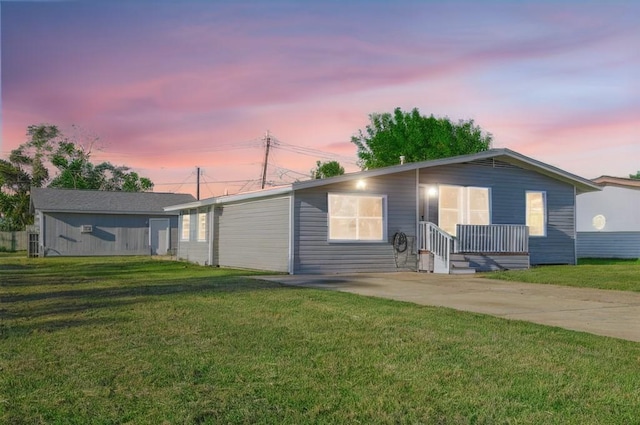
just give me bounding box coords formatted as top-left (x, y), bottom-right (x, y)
top-left (197, 211), bottom-right (207, 241)
top-left (181, 213), bottom-right (191, 241)
top-left (328, 194), bottom-right (386, 241)
top-left (526, 191), bottom-right (546, 236)
top-left (438, 185), bottom-right (490, 236)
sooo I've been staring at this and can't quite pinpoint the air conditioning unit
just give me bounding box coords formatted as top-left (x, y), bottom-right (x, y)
top-left (81, 225), bottom-right (93, 233)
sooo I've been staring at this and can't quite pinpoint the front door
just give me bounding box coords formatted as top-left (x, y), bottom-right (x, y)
top-left (149, 219), bottom-right (170, 255)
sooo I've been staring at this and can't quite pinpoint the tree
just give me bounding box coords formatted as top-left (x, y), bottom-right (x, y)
top-left (630, 171), bottom-right (640, 180)
top-left (351, 107), bottom-right (493, 170)
top-left (47, 141), bottom-right (153, 192)
top-left (311, 160), bottom-right (345, 179)
top-left (0, 124), bottom-right (154, 231)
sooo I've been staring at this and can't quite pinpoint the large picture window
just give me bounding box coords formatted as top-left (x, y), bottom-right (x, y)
top-left (197, 212), bottom-right (207, 241)
top-left (526, 191), bottom-right (546, 236)
top-left (181, 213), bottom-right (191, 241)
top-left (328, 194), bottom-right (386, 242)
top-left (438, 185), bottom-right (490, 236)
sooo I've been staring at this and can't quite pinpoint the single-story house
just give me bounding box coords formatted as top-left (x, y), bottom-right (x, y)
top-left (166, 148), bottom-right (600, 274)
top-left (577, 176), bottom-right (640, 259)
top-left (30, 188), bottom-right (195, 257)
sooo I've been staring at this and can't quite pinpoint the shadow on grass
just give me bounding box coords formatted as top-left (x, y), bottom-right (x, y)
top-left (1, 317), bottom-right (123, 336)
top-left (0, 262), bottom-right (273, 287)
top-left (1, 275), bottom-right (288, 336)
top-left (2, 277), bottom-right (282, 304)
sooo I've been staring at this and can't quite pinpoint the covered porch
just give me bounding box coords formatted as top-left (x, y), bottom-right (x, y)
top-left (418, 222), bottom-right (530, 274)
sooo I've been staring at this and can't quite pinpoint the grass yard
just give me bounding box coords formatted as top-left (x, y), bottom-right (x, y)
top-left (487, 258), bottom-right (640, 292)
top-left (1, 256), bottom-right (640, 424)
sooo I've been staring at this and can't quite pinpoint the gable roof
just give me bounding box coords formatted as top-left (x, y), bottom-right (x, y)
top-left (592, 175), bottom-right (640, 190)
top-left (292, 148), bottom-right (601, 194)
top-left (165, 148), bottom-right (600, 211)
top-left (31, 188), bottom-right (196, 215)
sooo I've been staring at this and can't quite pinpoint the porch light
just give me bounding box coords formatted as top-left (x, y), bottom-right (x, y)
top-left (427, 186), bottom-right (437, 197)
top-left (356, 179), bottom-right (367, 190)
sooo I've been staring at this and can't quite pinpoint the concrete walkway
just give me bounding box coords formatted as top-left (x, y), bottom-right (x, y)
top-left (259, 273), bottom-right (640, 343)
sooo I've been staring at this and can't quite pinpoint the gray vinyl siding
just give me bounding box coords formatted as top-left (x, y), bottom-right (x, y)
top-left (463, 254), bottom-right (530, 271)
top-left (40, 212), bottom-right (178, 256)
top-left (215, 196), bottom-right (290, 272)
top-left (418, 161), bottom-right (577, 265)
top-left (577, 232), bottom-right (640, 259)
top-left (294, 171), bottom-right (417, 274)
top-left (177, 208), bottom-right (210, 265)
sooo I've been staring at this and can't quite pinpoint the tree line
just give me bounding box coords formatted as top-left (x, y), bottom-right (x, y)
top-left (0, 125), bottom-right (153, 231)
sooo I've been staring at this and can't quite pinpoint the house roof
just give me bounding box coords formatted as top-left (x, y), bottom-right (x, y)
top-left (31, 188), bottom-right (196, 215)
top-left (165, 148), bottom-right (601, 211)
top-left (291, 148), bottom-right (600, 194)
top-left (592, 175), bottom-right (640, 190)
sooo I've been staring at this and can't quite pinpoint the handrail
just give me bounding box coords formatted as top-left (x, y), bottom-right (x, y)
top-left (418, 222), bottom-right (451, 274)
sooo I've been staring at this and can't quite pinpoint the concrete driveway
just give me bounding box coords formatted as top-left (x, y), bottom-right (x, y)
top-left (259, 273), bottom-right (640, 343)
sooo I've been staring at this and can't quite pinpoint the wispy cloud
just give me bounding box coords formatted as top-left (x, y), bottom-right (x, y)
top-left (2, 1), bottom-right (638, 194)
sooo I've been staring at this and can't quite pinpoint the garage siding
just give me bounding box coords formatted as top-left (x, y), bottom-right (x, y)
top-left (215, 196), bottom-right (290, 272)
top-left (41, 212), bottom-right (179, 256)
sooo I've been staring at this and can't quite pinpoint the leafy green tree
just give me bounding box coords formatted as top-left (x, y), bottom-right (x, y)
top-left (630, 171), bottom-right (640, 180)
top-left (311, 160), bottom-right (345, 179)
top-left (351, 107), bottom-right (493, 170)
top-left (0, 124), bottom-right (154, 231)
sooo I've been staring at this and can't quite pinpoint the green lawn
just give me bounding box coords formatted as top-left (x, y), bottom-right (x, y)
top-left (487, 258), bottom-right (640, 292)
top-left (1, 257), bottom-right (639, 424)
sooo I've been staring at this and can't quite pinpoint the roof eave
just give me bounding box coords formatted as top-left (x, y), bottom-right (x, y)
top-left (164, 185), bottom-right (293, 211)
top-left (35, 209), bottom-right (180, 215)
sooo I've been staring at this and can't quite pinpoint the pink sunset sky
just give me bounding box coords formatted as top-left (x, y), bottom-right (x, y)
top-left (1, 1), bottom-right (638, 198)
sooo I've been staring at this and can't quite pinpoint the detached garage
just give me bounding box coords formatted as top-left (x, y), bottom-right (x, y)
top-left (30, 188), bottom-right (195, 257)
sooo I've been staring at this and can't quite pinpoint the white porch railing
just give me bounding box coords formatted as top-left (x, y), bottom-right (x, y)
top-left (418, 222), bottom-right (452, 273)
top-left (455, 224), bottom-right (529, 253)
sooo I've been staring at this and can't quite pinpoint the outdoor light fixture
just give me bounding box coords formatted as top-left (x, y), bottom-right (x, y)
top-left (427, 186), bottom-right (437, 197)
top-left (592, 214), bottom-right (606, 231)
top-left (356, 179), bottom-right (367, 190)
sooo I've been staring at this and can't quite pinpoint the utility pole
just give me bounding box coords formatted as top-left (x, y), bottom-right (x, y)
top-left (260, 130), bottom-right (271, 189)
top-left (196, 166), bottom-right (201, 200)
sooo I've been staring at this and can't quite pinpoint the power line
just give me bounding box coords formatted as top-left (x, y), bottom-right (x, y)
top-left (167, 171), bottom-right (196, 194)
top-left (90, 138), bottom-right (263, 158)
top-left (270, 137), bottom-right (358, 165)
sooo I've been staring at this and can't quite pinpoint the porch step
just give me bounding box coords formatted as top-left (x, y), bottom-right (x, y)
top-left (450, 267), bottom-right (476, 275)
top-left (449, 254), bottom-right (476, 274)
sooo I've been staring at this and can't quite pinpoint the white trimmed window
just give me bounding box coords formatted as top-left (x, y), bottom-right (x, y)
top-left (438, 185), bottom-right (490, 236)
top-left (328, 194), bottom-right (386, 242)
top-left (181, 213), bottom-right (191, 241)
top-left (197, 212), bottom-right (207, 241)
top-left (526, 191), bottom-right (546, 236)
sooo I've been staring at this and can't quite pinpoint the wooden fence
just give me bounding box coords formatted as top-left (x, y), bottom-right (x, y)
top-left (0, 231), bottom-right (28, 251)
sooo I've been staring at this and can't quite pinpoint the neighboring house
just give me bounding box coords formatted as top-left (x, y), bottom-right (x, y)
top-left (576, 176), bottom-right (640, 259)
top-left (166, 149), bottom-right (599, 274)
top-left (30, 188), bottom-right (195, 257)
